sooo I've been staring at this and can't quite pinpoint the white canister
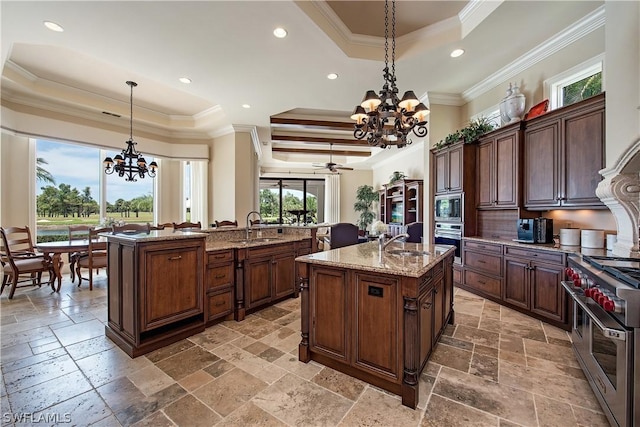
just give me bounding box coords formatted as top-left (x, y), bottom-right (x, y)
top-left (606, 234), bottom-right (617, 251)
top-left (559, 228), bottom-right (581, 246)
top-left (581, 229), bottom-right (605, 248)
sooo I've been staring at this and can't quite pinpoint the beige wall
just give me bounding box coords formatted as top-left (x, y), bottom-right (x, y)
top-left (0, 133), bottom-right (34, 228)
top-left (234, 132), bottom-right (256, 227)
top-left (339, 169), bottom-right (373, 227)
top-left (155, 158), bottom-right (183, 225)
top-left (372, 142), bottom-right (425, 190)
top-left (427, 104), bottom-right (463, 150)
top-left (211, 133), bottom-right (235, 225)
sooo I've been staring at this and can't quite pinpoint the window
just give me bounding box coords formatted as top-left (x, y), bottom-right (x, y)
top-left (35, 139), bottom-right (154, 242)
top-left (545, 54), bottom-right (604, 109)
top-left (259, 178), bottom-right (324, 225)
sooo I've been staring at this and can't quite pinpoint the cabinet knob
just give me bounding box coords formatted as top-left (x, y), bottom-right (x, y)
top-left (422, 302), bottom-right (432, 310)
top-left (168, 256), bottom-right (182, 261)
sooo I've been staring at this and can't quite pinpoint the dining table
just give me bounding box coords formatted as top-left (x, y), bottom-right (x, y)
top-left (36, 238), bottom-right (106, 292)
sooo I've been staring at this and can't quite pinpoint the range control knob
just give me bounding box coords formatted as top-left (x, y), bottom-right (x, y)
top-left (602, 299), bottom-right (615, 312)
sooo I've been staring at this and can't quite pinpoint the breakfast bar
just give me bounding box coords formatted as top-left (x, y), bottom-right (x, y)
top-left (296, 241), bottom-right (455, 409)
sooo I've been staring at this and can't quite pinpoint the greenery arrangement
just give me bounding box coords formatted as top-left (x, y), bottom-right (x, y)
top-left (435, 117), bottom-right (496, 150)
top-left (388, 171), bottom-right (407, 184)
top-left (353, 185), bottom-right (378, 232)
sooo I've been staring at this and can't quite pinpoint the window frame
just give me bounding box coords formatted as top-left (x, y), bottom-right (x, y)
top-left (544, 53), bottom-right (604, 110)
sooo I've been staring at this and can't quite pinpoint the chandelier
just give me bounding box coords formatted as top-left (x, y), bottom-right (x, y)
top-left (350, 0), bottom-right (429, 149)
top-left (103, 81), bottom-right (158, 181)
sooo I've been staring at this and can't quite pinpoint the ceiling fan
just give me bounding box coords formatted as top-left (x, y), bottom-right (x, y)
top-left (312, 144), bottom-right (354, 173)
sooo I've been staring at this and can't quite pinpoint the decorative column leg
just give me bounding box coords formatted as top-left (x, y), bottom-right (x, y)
top-left (234, 260), bottom-right (245, 321)
top-left (402, 296), bottom-right (419, 409)
top-left (298, 262), bottom-right (310, 362)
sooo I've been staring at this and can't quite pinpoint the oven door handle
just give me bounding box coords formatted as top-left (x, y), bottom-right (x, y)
top-left (561, 281), bottom-right (627, 342)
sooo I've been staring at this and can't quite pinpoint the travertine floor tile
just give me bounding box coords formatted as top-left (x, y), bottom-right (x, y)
top-left (127, 364), bottom-right (176, 396)
top-left (339, 387), bottom-right (422, 426)
top-left (311, 367), bottom-right (367, 401)
top-left (429, 343), bottom-right (472, 372)
top-left (77, 347), bottom-right (152, 388)
top-left (422, 394), bottom-right (499, 426)
top-left (51, 318), bottom-right (105, 346)
top-left (155, 346), bottom-right (219, 381)
top-left (194, 367), bottom-right (267, 417)
top-left (162, 394), bottom-right (222, 426)
top-left (217, 402), bottom-right (287, 427)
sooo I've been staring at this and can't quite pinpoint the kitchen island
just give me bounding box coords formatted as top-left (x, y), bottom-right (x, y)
top-left (296, 241), bottom-right (455, 409)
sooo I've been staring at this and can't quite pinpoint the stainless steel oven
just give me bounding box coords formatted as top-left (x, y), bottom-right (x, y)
top-left (434, 194), bottom-right (462, 222)
top-left (563, 255), bottom-right (640, 427)
top-left (434, 222), bottom-right (462, 264)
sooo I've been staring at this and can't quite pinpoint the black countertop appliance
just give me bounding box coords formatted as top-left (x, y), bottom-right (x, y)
top-left (516, 218), bottom-right (553, 243)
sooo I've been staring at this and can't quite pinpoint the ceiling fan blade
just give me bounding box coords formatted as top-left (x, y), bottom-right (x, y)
top-left (311, 163), bottom-right (327, 167)
top-left (335, 166), bottom-right (354, 170)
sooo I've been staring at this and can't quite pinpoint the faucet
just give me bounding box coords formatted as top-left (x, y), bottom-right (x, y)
top-left (246, 211), bottom-right (263, 240)
top-left (379, 233), bottom-right (410, 251)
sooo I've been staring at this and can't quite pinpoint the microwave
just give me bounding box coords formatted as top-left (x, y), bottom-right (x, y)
top-left (434, 194), bottom-right (462, 222)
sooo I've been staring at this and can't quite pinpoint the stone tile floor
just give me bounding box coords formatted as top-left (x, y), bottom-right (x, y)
top-left (0, 275), bottom-right (612, 426)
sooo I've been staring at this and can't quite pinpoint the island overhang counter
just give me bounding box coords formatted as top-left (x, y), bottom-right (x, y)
top-left (295, 242), bottom-right (455, 409)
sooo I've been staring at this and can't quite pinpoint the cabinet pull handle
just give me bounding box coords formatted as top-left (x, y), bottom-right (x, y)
top-left (215, 301), bottom-right (225, 306)
top-left (215, 274), bottom-right (225, 279)
top-left (214, 255), bottom-right (225, 259)
top-left (168, 256), bottom-right (182, 261)
top-left (477, 260), bottom-right (486, 264)
top-left (477, 245), bottom-right (486, 249)
top-left (422, 302), bottom-right (432, 310)
top-left (478, 280), bottom-right (486, 285)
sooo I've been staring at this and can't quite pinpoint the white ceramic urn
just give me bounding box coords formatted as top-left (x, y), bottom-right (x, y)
top-left (500, 83), bottom-right (526, 124)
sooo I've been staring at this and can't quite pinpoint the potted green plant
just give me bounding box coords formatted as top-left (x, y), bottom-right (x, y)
top-left (435, 117), bottom-right (496, 150)
top-left (389, 171), bottom-right (407, 184)
top-left (353, 184), bottom-right (378, 233)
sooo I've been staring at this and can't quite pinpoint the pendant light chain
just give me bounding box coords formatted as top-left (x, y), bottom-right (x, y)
top-left (350, 0), bottom-right (429, 148)
top-left (391, 0), bottom-right (396, 86)
top-left (129, 82), bottom-right (134, 141)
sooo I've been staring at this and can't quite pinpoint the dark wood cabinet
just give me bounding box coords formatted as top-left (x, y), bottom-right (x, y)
top-left (461, 239), bottom-right (569, 329)
top-left (105, 234), bottom-right (206, 357)
top-left (433, 142), bottom-right (476, 195)
top-left (236, 240), bottom-right (298, 320)
top-left (524, 93), bottom-right (605, 209)
top-left (205, 249), bottom-right (234, 325)
top-left (476, 123), bottom-right (521, 209)
top-left (298, 249), bottom-right (455, 409)
top-left (379, 179), bottom-right (423, 227)
top-left (503, 246), bottom-right (567, 325)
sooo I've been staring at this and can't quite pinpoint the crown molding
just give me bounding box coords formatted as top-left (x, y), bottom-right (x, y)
top-left (463, 4), bottom-right (605, 102)
top-left (427, 92), bottom-right (465, 107)
top-left (232, 124), bottom-right (262, 160)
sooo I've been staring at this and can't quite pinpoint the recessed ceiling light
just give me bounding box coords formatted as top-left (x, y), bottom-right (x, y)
top-left (242, 104), bottom-right (251, 109)
top-left (44, 21), bottom-right (64, 32)
top-left (450, 49), bottom-right (465, 58)
top-left (273, 27), bottom-right (287, 38)
top-left (178, 77), bottom-right (192, 84)
top-left (327, 73), bottom-right (338, 80)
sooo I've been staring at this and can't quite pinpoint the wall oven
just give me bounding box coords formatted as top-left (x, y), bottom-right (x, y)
top-left (434, 193), bottom-right (462, 222)
top-left (434, 222), bottom-right (462, 264)
top-left (563, 255), bottom-right (640, 427)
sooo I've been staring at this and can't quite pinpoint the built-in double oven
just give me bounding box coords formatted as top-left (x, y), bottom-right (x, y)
top-left (434, 193), bottom-right (463, 264)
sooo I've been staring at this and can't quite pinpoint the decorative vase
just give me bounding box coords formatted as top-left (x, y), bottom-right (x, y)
top-left (499, 83), bottom-right (526, 125)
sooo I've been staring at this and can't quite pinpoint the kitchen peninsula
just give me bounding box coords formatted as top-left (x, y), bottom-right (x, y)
top-left (104, 226), bottom-right (315, 357)
top-left (296, 241), bottom-right (455, 409)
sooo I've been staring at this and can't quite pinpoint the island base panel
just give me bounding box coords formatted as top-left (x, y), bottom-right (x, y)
top-left (105, 317), bottom-right (205, 358)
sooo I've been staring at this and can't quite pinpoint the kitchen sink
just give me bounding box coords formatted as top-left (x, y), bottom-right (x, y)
top-left (231, 237), bottom-right (283, 244)
top-left (386, 249), bottom-right (430, 257)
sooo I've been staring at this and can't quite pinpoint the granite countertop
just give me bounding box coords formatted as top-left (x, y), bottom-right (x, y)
top-left (463, 236), bottom-right (609, 257)
top-left (206, 234), bottom-right (308, 251)
top-left (296, 241), bottom-right (456, 278)
top-left (103, 229), bottom-right (208, 242)
top-left (202, 224), bottom-right (321, 232)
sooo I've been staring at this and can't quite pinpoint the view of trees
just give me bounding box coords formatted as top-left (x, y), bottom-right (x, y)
top-left (37, 183), bottom-right (153, 218)
top-left (259, 189), bottom-right (318, 223)
top-left (563, 71), bottom-right (601, 105)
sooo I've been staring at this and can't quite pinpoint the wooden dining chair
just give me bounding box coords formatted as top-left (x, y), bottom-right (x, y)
top-left (328, 223), bottom-right (359, 249)
top-left (155, 223), bottom-right (173, 230)
top-left (76, 226), bottom-right (110, 290)
top-left (173, 221), bottom-right (202, 230)
top-left (1, 226), bottom-right (55, 299)
top-left (213, 220), bottom-right (237, 228)
top-left (249, 219), bottom-right (262, 226)
top-left (67, 224), bottom-right (91, 283)
top-left (405, 222), bottom-right (423, 243)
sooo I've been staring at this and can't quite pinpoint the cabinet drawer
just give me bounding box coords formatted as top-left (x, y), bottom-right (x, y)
top-left (463, 269), bottom-right (501, 298)
top-left (207, 289), bottom-right (234, 321)
top-left (206, 263), bottom-right (234, 291)
top-left (464, 251), bottom-right (502, 276)
top-left (463, 240), bottom-right (502, 254)
top-left (504, 246), bottom-right (565, 265)
top-left (208, 250), bottom-right (233, 264)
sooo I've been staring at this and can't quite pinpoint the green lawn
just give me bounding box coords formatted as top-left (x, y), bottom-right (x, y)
top-left (36, 212), bottom-right (154, 242)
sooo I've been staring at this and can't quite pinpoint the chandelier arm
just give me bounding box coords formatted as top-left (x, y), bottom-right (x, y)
top-left (391, 0), bottom-right (396, 81)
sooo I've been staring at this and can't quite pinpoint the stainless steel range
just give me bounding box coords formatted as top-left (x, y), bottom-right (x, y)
top-left (563, 254), bottom-right (640, 427)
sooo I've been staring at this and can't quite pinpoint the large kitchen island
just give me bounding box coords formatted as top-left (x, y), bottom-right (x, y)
top-left (296, 241), bottom-right (455, 409)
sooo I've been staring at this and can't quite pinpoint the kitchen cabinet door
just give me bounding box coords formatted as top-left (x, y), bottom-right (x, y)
top-left (503, 257), bottom-right (530, 309)
top-left (524, 118), bottom-right (560, 208)
top-left (433, 142), bottom-right (469, 195)
top-left (433, 278), bottom-right (444, 340)
top-left (530, 261), bottom-right (566, 323)
top-left (244, 256), bottom-right (272, 309)
top-left (310, 267), bottom-right (349, 362)
top-left (477, 124), bottom-right (521, 209)
top-left (273, 251), bottom-right (296, 299)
